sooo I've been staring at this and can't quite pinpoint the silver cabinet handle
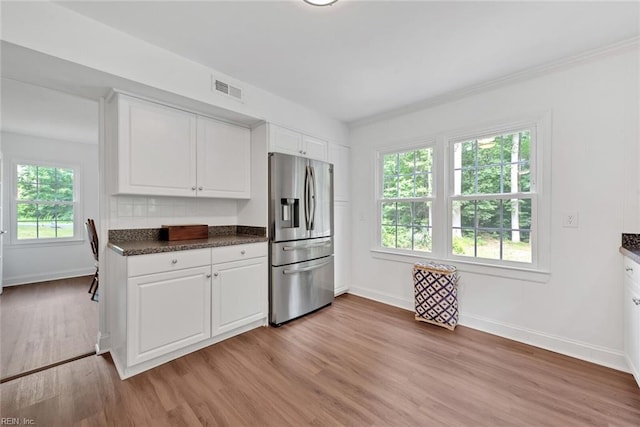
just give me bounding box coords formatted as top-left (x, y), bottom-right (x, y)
top-left (191, 186), bottom-right (196, 191)
top-left (198, 186), bottom-right (203, 191)
top-left (206, 274), bottom-right (212, 278)
top-left (633, 297), bottom-right (640, 306)
top-left (171, 259), bottom-right (178, 264)
top-left (626, 267), bottom-right (633, 272)
top-left (214, 272), bottom-right (219, 277)
top-left (299, 149), bottom-right (304, 154)
top-left (282, 239), bottom-right (331, 251)
top-left (241, 250), bottom-right (246, 255)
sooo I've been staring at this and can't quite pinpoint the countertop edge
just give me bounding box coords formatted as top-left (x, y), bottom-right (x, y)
top-left (620, 247), bottom-right (640, 264)
top-left (108, 235), bottom-right (269, 256)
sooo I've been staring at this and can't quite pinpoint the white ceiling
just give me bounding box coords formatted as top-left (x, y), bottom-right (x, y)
top-left (56, 1), bottom-right (640, 123)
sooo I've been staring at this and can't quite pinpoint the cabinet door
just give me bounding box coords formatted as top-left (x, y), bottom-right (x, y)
top-left (329, 144), bottom-right (350, 201)
top-left (117, 94), bottom-right (197, 196)
top-left (196, 116), bottom-right (250, 198)
top-left (269, 124), bottom-right (302, 156)
top-left (624, 279), bottom-right (640, 385)
top-left (302, 135), bottom-right (328, 161)
top-left (127, 266), bottom-right (211, 366)
top-left (212, 257), bottom-right (267, 336)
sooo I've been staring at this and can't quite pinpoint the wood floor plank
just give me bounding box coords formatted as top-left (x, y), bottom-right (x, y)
top-left (1, 276), bottom-right (98, 380)
top-left (1, 294), bottom-right (639, 426)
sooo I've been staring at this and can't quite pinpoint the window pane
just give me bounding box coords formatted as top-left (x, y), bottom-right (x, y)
top-left (413, 202), bottom-right (430, 226)
top-left (381, 226), bottom-right (397, 249)
top-left (415, 149), bottom-right (432, 173)
top-left (476, 230), bottom-right (501, 260)
top-left (396, 226), bottom-right (413, 250)
top-left (477, 137), bottom-right (501, 167)
top-left (398, 151), bottom-right (415, 175)
top-left (502, 199), bottom-right (532, 230)
top-left (55, 168), bottom-right (74, 201)
top-left (414, 174), bottom-right (429, 197)
top-left (17, 203), bottom-right (38, 239)
top-left (476, 200), bottom-right (501, 229)
top-left (459, 140), bottom-right (476, 168)
top-left (383, 153), bottom-right (398, 175)
top-left (381, 202), bottom-right (397, 226)
top-left (413, 226), bottom-right (432, 251)
top-left (397, 175), bottom-right (415, 198)
top-left (518, 162), bottom-right (531, 192)
top-left (476, 166), bottom-right (501, 194)
top-left (396, 202), bottom-right (412, 226)
top-left (458, 168), bottom-right (476, 195)
top-left (503, 230), bottom-right (532, 263)
top-left (452, 228), bottom-right (475, 257)
top-left (383, 176), bottom-right (398, 198)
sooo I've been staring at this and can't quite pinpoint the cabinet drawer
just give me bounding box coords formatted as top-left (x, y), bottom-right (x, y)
top-left (624, 257), bottom-right (640, 284)
top-left (128, 248), bottom-right (211, 277)
top-left (211, 243), bottom-right (268, 264)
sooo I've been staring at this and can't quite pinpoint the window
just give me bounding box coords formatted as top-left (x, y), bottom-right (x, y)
top-left (15, 164), bottom-right (77, 241)
top-left (379, 147), bottom-right (434, 252)
top-left (375, 116), bottom-right (547, 274)
top-left (450, 129), bottom-right (534, 264)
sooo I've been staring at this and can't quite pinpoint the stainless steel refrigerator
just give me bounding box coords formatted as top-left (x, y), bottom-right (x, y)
top-left (269, 152), bottom-right (334, 326)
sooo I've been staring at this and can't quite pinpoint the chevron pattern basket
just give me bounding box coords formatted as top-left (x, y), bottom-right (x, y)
top-left (413, 262), bottom-right (459, 331)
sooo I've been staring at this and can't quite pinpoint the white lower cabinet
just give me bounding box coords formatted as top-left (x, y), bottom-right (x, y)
top-left (623, 256), bottom-right (640, 387)
top-left (128, 265), bottom-right (211, 366)
top-left (108, 242), bottom-right (268, 379)
top-left (212, 257), bottom-right (268, 336)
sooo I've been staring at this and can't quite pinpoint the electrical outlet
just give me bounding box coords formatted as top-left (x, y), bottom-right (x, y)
top-left (562, 211), bottom-right (579, 228)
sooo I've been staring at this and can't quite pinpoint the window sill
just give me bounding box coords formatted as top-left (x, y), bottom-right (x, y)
top-left (370, 248), bottom-right (551, 283)
top-left (7, 238), bottom-right (86, 249)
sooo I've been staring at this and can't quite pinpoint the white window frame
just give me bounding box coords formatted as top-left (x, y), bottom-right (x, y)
top-left (11, 160), bottom-right (83, 246)
top-left (375, 140), bottom-right (438, 256)
top-left (372, 113), bottom-right (551, 282)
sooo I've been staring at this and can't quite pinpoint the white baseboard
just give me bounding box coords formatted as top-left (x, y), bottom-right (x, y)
top-left (96, 331), bottom-right (110, 355)
top-left (459, 313), bottom-right (629, 373)
top-left (348, 286), bottom-right (414, 310)
top-left (3, 268), bottom-right (95, 287)
top-left (347, 287), bottom-right (629, 373)
top-left (335, 286), bottom-right (349, 296)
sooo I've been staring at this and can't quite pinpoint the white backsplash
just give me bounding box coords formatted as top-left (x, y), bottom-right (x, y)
top-left (109, 195), bottom-right (238, 229)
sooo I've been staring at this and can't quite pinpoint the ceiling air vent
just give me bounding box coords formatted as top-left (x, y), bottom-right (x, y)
top-left (212, 76), bottom-right (243, 102)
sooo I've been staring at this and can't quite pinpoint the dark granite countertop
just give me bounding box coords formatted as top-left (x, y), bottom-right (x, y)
top-left (108, 225), bottom-right (267, 256)
top-left (620, 233), bottom-right (640, 264)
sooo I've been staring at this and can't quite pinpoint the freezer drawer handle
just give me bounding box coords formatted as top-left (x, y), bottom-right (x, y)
top-left (283, 259), bottom-right (332, 275)
top-left (282, 240), bottom-right (331, 251)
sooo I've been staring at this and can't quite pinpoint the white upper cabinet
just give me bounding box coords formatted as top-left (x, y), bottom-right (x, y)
top-left (268, 123), bottom-right (328, 161)
top-left (117, 94), bottom-right (197, 197)
top-left (109, 93), bottom-right (250, 198)
top-left (197, 116), bottom-right (250, 198)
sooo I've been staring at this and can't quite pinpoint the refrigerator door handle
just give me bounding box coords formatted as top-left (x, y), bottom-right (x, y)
top-left (309, 165), bottom-right (316, 230)
top-left (304, 166), bottom-right (310, 230)
top-left (283, 259), bottom-right (332, 275)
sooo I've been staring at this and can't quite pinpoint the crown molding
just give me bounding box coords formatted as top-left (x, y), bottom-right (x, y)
top-left (349, 36), bottom-right (640, 129)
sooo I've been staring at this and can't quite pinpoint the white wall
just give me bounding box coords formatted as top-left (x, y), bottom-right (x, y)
top-left (348, 48), bottom-right (639, 371)
top-left (2, 132), bottom-right (99, 285)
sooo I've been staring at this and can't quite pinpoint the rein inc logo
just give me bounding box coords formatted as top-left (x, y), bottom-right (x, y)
top-left (1, 419), bottom-right (35, 425)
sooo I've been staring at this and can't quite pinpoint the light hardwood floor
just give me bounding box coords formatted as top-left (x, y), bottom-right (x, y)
top-left (1, 276), bottom-right (98, 380)
top-left (1, 294), bottom-right (639, 426)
